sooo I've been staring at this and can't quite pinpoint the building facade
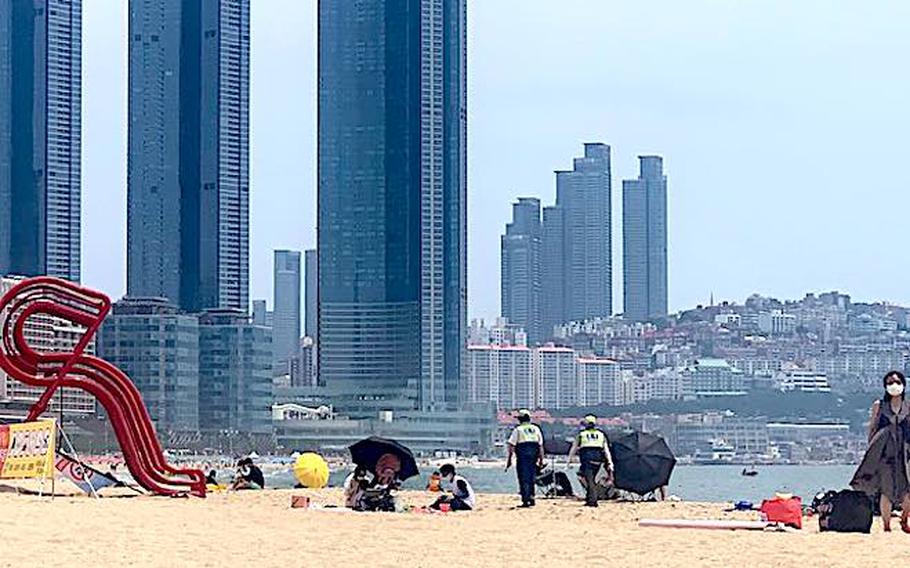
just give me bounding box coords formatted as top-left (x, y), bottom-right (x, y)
top-left (535, 346), bottom-right (577, 410)
top-left (464, 345), bottom-right (534, 411)
top-left (304, 248), bottom-right (317, 340)
top-left (127, 0), bottom-right (250, 312)
top-left (0, 0), bottom-right (82, 281)
top-left (198, 309), bottom-right (272, 434)
top-left (272, 250), bottom-right (301, 365)
top-left (318, 0), bottom-right (467, 414)
top-left (541, 144), bottom-right (612, 334)
top-left (0, 278), bottom-right (95, 416)
top-left (99, 297), bottom-right (200, 431)
top-left (623, 155), bottom-right (667, 322)
top-left (681, 358), bottom-right (746, 398)
top-left (577, 357), bottom-right (621, 407)
top-left (501, 198), bottom-right (542, 344)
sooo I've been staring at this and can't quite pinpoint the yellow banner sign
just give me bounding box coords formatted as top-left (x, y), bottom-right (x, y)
top-left (0, 420), bottom-right (56, 479)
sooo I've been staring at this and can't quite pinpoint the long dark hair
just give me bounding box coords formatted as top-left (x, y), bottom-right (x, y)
top-left (882, 370), bottom-right (906, 404)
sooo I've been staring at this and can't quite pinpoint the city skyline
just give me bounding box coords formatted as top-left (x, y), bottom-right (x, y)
top-left (64, 1), bottom-right (910, 320)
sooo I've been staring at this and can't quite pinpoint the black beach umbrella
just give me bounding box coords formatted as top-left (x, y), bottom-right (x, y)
top-left (538, 423), bottom-right (573, 456)
top-left (609, 431), bottom-right (676, 495)
top-left (349, 436), bottom-right (419, 481)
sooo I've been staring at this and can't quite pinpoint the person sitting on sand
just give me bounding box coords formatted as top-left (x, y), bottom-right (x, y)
top-left (427, 470), bottom-right (442, 492)
top-left (343, 466), bottom-right (371, 510)
top-left (205, 469), bottom-right (219, 486)
top-left (429, 464), bottom-right (475, 511)
top-left (231, 457), bottom-right (265, 490)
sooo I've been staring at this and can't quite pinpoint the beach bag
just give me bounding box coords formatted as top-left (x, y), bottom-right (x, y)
top-left (816, 490), bottom-right (872, 534)
top-left (759, 496), bottom-right (802, 529)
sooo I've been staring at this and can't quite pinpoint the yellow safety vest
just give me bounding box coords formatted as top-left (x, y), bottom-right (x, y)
top-left (578, 428), bottom-right (606, 449)
top-left (514, 423), bottom-right (541, 445)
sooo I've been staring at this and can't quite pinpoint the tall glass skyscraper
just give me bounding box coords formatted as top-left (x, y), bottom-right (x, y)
top-left (272, 250), bottom-right (301, 365)
top-left (0, 0), bottom-right (82, 282)
top-left (127, 0), bottom-right (250, 313)
top-left (501, 198), bottom-right (542, 344)
top-left (304, 248), bottom-right (317, 340)
top-left (541, 144), bottom-right (612, 334)
top-left (623, 156), bottom-right (668, 321)
top-left (318, 0), bottom-right (467, 414)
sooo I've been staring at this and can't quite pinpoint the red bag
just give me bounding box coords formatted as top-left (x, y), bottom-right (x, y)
top-left (759, 496), bottom-right (802, 529)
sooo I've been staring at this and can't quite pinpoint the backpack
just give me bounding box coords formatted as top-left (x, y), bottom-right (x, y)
top-left (814, 490), bottom-right (873, 533)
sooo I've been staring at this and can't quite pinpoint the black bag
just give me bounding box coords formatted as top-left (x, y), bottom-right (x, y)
top-left (815, 490), bottom-right (873, 533)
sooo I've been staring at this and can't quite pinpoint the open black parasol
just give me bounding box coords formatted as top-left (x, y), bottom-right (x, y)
top-left (609, 431), bottom-right (676, 495)
top-left (539, 423), bottom-right (573, 456)
top-left (349, 436), bottom-right (419, 481)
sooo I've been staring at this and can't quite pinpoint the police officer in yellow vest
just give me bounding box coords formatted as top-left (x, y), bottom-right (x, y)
top-left (506, 409), bottom-right (544, 507)
top-left (567, 415), bottom-right (613, 507)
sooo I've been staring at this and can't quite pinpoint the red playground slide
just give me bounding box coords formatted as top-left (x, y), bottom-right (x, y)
top-left (0, 277), bottom-right (206, 497)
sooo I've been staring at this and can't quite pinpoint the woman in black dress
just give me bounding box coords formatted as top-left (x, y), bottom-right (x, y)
top-left (854, 371), bottom-right (910, 532)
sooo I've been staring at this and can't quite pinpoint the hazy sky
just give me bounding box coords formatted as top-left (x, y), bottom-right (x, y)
top-left (82, 1), bottom-right (910, 321)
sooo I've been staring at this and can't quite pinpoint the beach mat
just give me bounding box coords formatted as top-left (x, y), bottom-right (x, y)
top-left (639, 519), bottom-right (770, 531)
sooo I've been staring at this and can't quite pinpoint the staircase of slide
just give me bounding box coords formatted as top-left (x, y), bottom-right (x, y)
top-left (0, 277), bottom-right (206, 497)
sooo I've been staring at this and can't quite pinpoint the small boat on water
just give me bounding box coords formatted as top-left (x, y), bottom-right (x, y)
top-left (741, 467), bottom-right (758, 477)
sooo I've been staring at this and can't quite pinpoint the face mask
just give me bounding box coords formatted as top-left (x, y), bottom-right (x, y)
top-left (887, 383), bottom-right (905, 397)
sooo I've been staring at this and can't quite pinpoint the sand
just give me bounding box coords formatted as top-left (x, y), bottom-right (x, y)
top-left (0, 486), bottom-right (904, 567)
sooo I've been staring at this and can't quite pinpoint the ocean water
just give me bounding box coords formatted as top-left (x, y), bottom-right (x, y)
top-left (263, 464), bottom-right (857, 504)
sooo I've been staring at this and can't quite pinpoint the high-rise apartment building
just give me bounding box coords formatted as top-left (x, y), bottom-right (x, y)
top-left (318, 0), bottom-right (467, 414)
top-left (501, 198), bottom-right (541, 344)
top-left (127, 0), bottom-right (250, 312)
top-left (541, 144), bottom-right (612, 334)
top-left (464, 344), bottom-right (534, 411)
top-left (623, 156), bottom-right (668, 321)
top-left (535, 346), bottom-right (578, 410)
top-left (0, 0), bottom-right (82, 281)
top-left (272, 250), bottom-right (301, 365)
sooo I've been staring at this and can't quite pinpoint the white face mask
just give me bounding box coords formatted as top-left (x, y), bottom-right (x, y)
top-left (887, 383), bottom-right (905, 397)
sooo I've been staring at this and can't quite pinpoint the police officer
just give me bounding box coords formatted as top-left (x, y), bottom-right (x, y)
top-left (567, 415), bottom-right (613, 507)
top-left (505, 409), bottom-right (544, 508)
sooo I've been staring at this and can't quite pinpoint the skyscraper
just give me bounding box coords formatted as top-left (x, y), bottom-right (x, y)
top-left (0, 0), bottom-right (82, 282)
top-left (318, 0), bottom-right (467, 414)
top-left (541, 144), bottom-right (612, 332)
top-left (501, 198), bottom-right (541, 344)
top-left (623, 156), bottom-right (668, 321)
top-left (304, 248), bottom-right (316, 340)
top-left (272, 250), bottom-right (301, 365)
top-left (127, 0), bottom-right (250, 312)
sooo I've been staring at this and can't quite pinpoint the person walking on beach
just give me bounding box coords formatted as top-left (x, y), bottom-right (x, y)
top-left (851, 371), bottom-right (910, 532)
top-left (567, 415), bottom-right (613, 507)
top-left (506, 409), bottom-right (544, 508)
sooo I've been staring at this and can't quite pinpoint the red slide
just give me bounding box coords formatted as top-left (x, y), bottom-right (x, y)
top-left (0, 277), bottom-right (206, 497)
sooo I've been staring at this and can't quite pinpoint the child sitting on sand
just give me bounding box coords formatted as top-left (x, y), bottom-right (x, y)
top-left (429, 464), bottom-right (475, 511)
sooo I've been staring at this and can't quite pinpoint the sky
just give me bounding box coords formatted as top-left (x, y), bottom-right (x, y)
top-left (81, 1), bottom-right (910, 322)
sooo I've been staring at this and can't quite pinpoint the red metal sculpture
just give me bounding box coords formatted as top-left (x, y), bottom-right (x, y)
top-left (0, 277), bottom-right (206, 497)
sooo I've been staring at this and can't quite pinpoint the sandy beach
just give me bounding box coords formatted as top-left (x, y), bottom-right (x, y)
top-left (0, 486), bottom-right (903, 568)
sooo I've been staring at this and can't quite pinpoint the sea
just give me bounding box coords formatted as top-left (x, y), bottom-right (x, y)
top-left (261, 464), bottom-right (857, 504)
